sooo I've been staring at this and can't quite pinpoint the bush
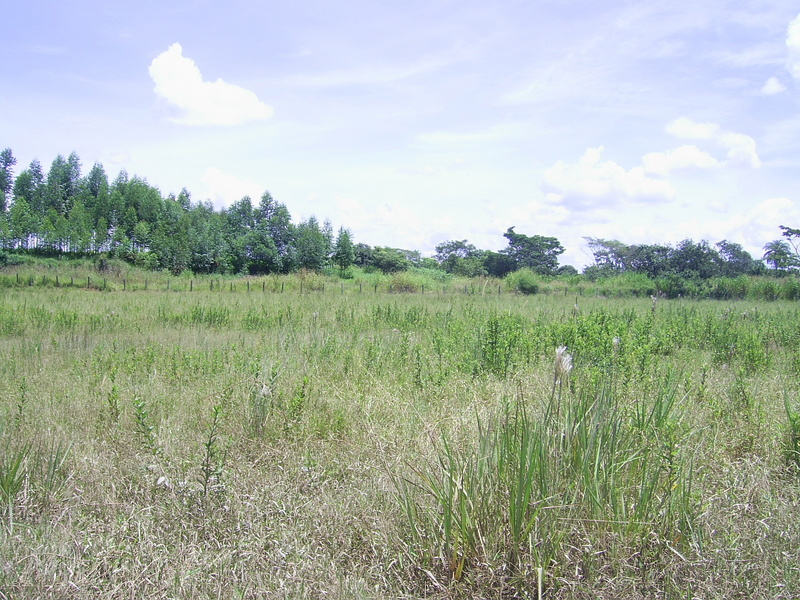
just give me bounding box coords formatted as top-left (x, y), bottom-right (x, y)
top-left (506, 269), bottom-right (540, 294)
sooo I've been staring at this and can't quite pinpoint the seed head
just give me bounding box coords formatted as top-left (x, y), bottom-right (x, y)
top-left (554, 345), bottom-right (573, 383)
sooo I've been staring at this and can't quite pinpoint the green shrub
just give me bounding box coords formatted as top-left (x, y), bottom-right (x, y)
top-left (506, 269), bottom-right (540, 294)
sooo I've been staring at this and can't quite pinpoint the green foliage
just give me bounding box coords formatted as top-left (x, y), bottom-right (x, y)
top-left (0, 443), bottom-right (28, 532)
top-left (478, 314), bottom-right (523, 377)
top-left (395, 375), bottom-right (695, 587)
top-left (332, 226), bottom-right (355, 273)
top-left (132, 398), bottom-right (162, 458)
top-left (505, 268), bottom-right (540, 294)
top-left (502, 227), bottom-right (564, 275)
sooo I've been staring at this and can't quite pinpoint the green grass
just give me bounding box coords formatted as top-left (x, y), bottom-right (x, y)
top-left (1, 284), bottom-right (799, 598)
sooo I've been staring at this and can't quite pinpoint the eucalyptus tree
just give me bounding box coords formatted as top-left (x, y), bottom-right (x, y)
top-left (294, 216), bottom-right (327, 271)
top-left (0, 148), bottom-right (16, 212)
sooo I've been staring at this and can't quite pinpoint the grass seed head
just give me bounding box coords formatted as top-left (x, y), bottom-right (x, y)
top-left (554, 345), bottom-right (573, 383)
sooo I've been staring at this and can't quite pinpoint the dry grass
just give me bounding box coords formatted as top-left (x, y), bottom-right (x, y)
top-left (0, 287), bottom-right (799, 598)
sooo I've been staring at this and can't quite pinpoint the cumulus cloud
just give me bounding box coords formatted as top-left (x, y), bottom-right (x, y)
top-left (760, 76), bottom-right (787, 95)
top-left (788, 13), bottom-right (800, 79)
top-left (200, 167), bottom-right (264, 209)
top-left (665, 117), bottom-right (761, 168)
top-left (334, 196), bottom-right (451, 252)
top-left (149, 43), bottom-right (273, 126)
top-left (642, 145), bottom-right (723, 175)
top-left (541, 147), bottom-right (675, 209)
top-left (682, 197), bottom-right (800, 258)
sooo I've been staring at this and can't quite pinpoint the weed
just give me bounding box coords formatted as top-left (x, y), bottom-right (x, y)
top-left (199, 404), bottom-right (226, 498)
top-left (132, 397), bottom-right (162, 458)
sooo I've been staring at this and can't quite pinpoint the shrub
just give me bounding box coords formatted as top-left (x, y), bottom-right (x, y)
top-left (506, 268), bottom-right (540, 294)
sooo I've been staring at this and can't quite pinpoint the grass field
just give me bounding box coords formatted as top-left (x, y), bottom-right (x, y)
top-left (1, 282), bottom-right (799, 598)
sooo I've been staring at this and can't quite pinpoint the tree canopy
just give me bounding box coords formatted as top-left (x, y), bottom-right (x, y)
top-left (0, 147), bottom-right (795, 281)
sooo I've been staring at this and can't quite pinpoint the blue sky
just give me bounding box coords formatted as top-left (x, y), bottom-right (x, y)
top-left (3, 0), bottom-right (800, 266)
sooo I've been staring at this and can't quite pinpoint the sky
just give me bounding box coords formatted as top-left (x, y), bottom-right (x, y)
top-left (3, 0), bottom-right (800, 267)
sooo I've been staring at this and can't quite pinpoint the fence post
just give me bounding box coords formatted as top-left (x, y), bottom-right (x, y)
top-left (341, 283), bottom-right (344, 294)
top-left (281, 281), bottom-right (284, 293)
top-left (300, 282), bottom-right (303, 295)
top-left (103, 278), bottom-right (106, 290)
top-left (247, 280), bottom-right (250, 292)
top-left (87, 276), bottom-right (91, 289)
top-left (167, 280), bottom-right (170, 291)
top-left (421, 285), bottom-right (424, 294)
top-left (263, 281), bottom-right (266, 292)
top-left (124, 279), bottom-right (126, 291)
top-left (56, 275), bottom-right (59, 287)
top-left (190, 280), bottom-right (193, 292)
top-left (359, 283), bottom-right (362, 293)
top-left (374, 284), bottom-right (377, 293)
top-left (16, 273), bottom-right (19, 284)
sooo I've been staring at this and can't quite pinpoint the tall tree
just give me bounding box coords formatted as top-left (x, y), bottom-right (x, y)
top-left (332, 227), bottom-right (355, 273)
top-left (714, 240), bottom-right (758, 277)
top-left (9, 196), bottom-right (35, 250)
top-left (0, 148), bottom-right (17, 212)
top-left (434, 239), bottom-right (486, 276)
top-left (669, 239), bottom-right (719, 279)
top-left (585, 238), bottom-right (629, 273)
top-left (779, 225), bottom-right (800, 264)
top-left (501, 227), bottom-right (564, 275)
top-left (294, 216), bottom-right (327, 271)
top-left (763, 239), bottom-right (795, 271)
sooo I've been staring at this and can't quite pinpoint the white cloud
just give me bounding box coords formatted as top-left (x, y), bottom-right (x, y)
top-left (199, 167), bottom-right (264, 209)
top-left (788, 13), bottom-right (800, 79)
top-left (642, 145), bottom-right (723, 175)
top-left (760, 76), bottom-right (786, 95)
top-left (666, 117), bottom-right (718, 140)
top-left (677, 197), bottom-right (800, 258)
top-left (665, 117), bottom-right (761, 168)
top-left (541, 146), bottom-right (675, 209)
top-left (149, 43), bottom-right (273, 126)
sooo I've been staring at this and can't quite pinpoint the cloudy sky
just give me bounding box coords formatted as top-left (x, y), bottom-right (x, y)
top-left (3, 0), bottom-right (800, 267)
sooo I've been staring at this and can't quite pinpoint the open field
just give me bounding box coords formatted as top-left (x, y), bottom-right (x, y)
top-left (1, 284), bottom-right (799, 598)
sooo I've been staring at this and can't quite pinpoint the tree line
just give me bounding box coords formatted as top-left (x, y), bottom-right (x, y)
top-left (0, 148), bottom-right (798, 279)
